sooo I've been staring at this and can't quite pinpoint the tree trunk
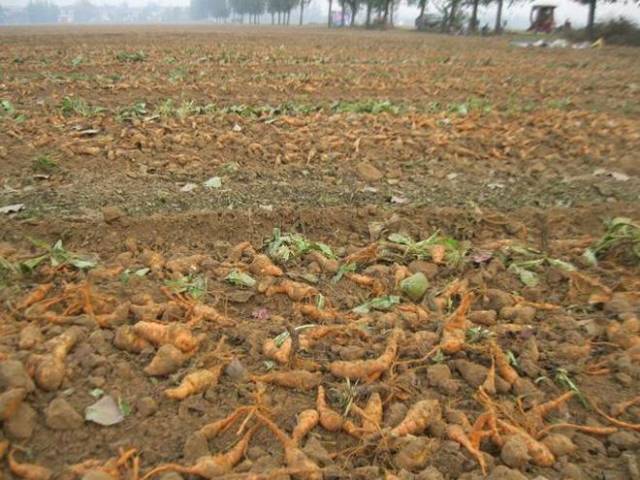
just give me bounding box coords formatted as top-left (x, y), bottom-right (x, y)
top-left (587, 0), bottom-right (596, 39)
top-left (440, 5), bottom-right (448, 32)
top-left (469, 0), bottom-right (478, 32)
top-left (340, 0), bottom-right (345, 25)
top-left (287, 10), bottom-right (290, 24)
top-left (328, 0), bottom-right (333, 26)
top-left (382, 0), bottom-right (389, 26)
top-left (448, 0), bottom-right (457, 29)
top-left (389, 0), bottom-right (394, 26)
top-left (299, 0), bottom-right (304, 24)
top-left (494, 0), bottom-right (503, 33)
top-left (350, 3), bottom-right (356, 26)
top-left (271, 12), bottom-right (274, 23)
top-left (277, 11), bottom-right (281, 23)
top-left (418, 0), bottom-right (426, 19)
top-left (365, 1), bottom-right (371, 27)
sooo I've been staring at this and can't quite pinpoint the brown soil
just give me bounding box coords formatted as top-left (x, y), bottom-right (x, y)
top-left (1, 25), bottom-right (639, 480)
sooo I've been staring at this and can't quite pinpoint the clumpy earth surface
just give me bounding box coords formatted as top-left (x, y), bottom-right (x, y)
top-left (1, 25), bottom-right (639, 480)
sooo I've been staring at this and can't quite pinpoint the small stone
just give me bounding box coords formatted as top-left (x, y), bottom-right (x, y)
top-left (427, 364), bottom-right (452, 387)
top-left (82, 470), bottom-right (115, 480)
top-left (562, 462), bottom-right (584, 480)
top-left (454, 359), bottom-right (487, 388)
top-left (487, 466), bottom-right (528, 480)
top-left (4, 403), bottom-right (37, 439)
top-left (339, 345), bottom-right (365, 361)
top-left (46, 398), bottom-right (84, 430)
top-left (573, 432), bottom-right (606, 455)
top-left (415, 466), bottom-right (445, 480)
top-left (484, 289), bottom-right (514, 311)
top-left (102, 206), bottom-right (125, 223)
top-left (408, 260), bottom-right (438, 279)
top-left (0, 360), bottom-right (35, 392)
top-left (183, 432), bottom-right (209, 463)
top-left (88, 376), bottom-right (106, 388)
top-left (18, 325), bottom-right (43, 350)
top-left (609, 431), bottom-right (640, 450)
top-left (353, 466), bottom-right (381, 479)
top-left (303, 437), bottom-right (332, 466)
top-left (542, 433), bottom-right (576, 457)
top-left (247, 446), bottom-right (267, 461)
top-left (0, 388), bottom-right (27, 421)
top-left (615, 372), bottom-right (633, 386)
top-left (114, 361), bottom-right (135, 380)
top-left (356, 162), bottom-right (383, 182)
top-left (136, 397), bottom-right (158, 417)
top-left (384, 402), bottom-right (408, 428)
top-left (607, 445), bottom-right (621, 458)
top-left (224, 358), bottom-right (247, 382)
top-left (430, 442), bottom-right (466, 478)
top-left (235, 459), bottom-right (253, 473)
top-left (500, 435), bottom-right (530, 468)
top-left (624, 452), bottom-right (640, 480)
top-left (468, 310), bottom-right (497, 326)
top-left (394, 437), bottom-right (438, 471)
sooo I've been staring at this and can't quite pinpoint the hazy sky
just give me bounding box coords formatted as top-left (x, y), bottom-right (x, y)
top-left (1, 0), bottom-right (639, 29)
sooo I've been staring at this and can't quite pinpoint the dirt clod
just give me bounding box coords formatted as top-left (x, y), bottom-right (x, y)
top-left (136, 397), bottom-right (158, 417)
top-left (4, 402), bottom-right (37, 439)
top-left (541, 433), bottom-right (576, 457)
top-left (500, 435), bottom-right (530, 469)
top-left (0, 360), bottom-right (35, 392)
top-left (45, 398), bottom-right (83, 430)
top-left (355, 162), bottom-right (383, 182)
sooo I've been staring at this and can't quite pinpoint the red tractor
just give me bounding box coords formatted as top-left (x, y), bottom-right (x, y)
top-left (528, 5), bottom-right (556, 33)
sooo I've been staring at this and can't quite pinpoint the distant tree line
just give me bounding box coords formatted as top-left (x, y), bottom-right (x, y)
top-left (190, 0), bottom-right (310, 24)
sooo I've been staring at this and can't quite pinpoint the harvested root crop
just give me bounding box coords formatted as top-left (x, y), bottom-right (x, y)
top-left (114, 325), bottom-right (151, 353)
top-left (440, 292), bottom-right (473, 354)
top-left (8, 449), bottom-right (52, 480)
top-left (263, 337), bottom-right (292, 364)
top-left (142, 428), bottom-right (254, 479)
top-left (390, 399), bottom-right (440, 437)
top-left (316, 385), bottom-right (344, 431)
top-left (256, 413), bottom-right (322, 480)
top-left (266, 280), bottom-right (318, 301)
top-left (291, 409), bottom-right (319, 444)
top-left (252, 370), bottom-right (321, 390)
top-left (144, 344), bottom-right (190, 376)
top-left (30, 326), bottom-right (82, 391)
top-left (329, 329), bottom-right (401, 382)
top-left (165, 365), bottom-right (223, 400)
top-left (133, 321), bottom-right (199, 353)
top-left (250, 254), bottom-right (284, 277)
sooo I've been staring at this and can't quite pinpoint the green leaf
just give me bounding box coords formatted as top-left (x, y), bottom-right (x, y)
top-left (134, 268), bottom-right (150, 277)
top-left (69, 258), bottom-right (97, 270)
top-left (89, 388), bottom-right (104, 399)
top-left (332, 262), bottom-right (356, 283)
top-left (354, 295), bottom-right (400, 314)
top-left (225, 270), bottom-right (256, 288)
top-left (582, 248), bottom-right (597, 266)
top-left (117, 397), bottom-right (131, 416)
top-left (203, 176), bottom-right (222, 189)
top-left (314, 242), bottom-right (336, 259)
top-left (547, 258), bottom-right (576, 272)
top-left (19, 255), bottom-right (47, 272)
top-left (509, 264), bottom-right (539, 287)
top-left (388, 233), bottom-right (414, 246)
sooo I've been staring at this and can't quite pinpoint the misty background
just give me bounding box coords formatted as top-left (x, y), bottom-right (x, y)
top-left (0, 0), bottom-right (638, 30)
